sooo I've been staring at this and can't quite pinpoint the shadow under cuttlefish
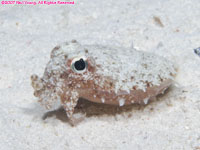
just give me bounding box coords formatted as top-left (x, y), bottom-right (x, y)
top-left (42, 87), bottom-right (172, 123)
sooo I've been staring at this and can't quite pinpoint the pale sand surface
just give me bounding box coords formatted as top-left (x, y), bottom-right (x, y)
top-left (0, 0), bottom-right (200, 149)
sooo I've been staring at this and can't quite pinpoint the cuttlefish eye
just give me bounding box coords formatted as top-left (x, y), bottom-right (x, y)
top-left (71, 56), bottom-right (88, 73)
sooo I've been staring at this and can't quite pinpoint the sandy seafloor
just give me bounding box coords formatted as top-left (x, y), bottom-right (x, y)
top-left (0, 0), bottom-right (200, 149)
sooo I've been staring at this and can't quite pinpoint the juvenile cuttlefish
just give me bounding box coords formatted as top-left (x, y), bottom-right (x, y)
top-left (31, 40), bottom-right (176, 125)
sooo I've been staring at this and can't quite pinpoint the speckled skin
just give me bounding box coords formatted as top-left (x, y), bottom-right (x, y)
top-left (31, 40), bottom-right (176, 125)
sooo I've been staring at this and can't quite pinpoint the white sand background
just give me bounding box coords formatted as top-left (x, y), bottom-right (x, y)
top-left (1, 0), bottom-right (200, 149)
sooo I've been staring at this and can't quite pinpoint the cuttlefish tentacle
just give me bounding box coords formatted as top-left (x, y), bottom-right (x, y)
top-left (60, 90), bottom-right (84, 125)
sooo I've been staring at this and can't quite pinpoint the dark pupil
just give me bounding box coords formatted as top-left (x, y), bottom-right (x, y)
top-left (74, 59), bottom-right (85, 71)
